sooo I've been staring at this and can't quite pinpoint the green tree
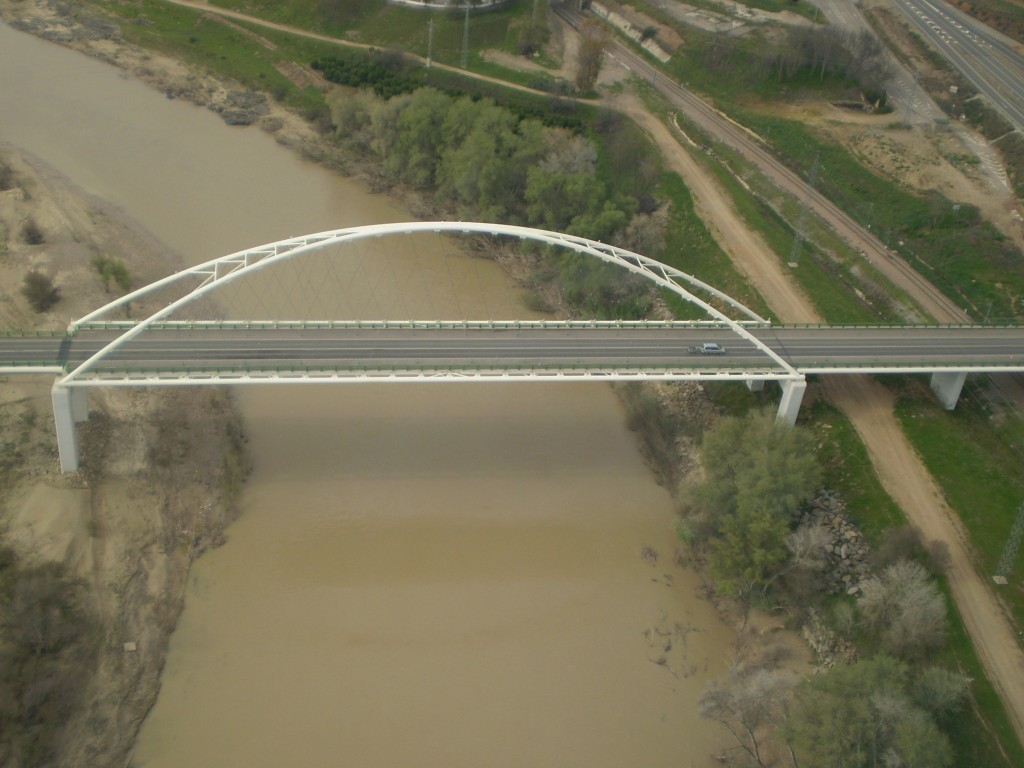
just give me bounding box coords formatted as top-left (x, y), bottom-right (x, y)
top-left (387, 87), bottom-right (453, 188)
top-left (696, 409), bottom-right (821, 524)
top-left (689, 410), bottom-right (821, 598)
top-left (369, 92), bottom-right (411, 166)
top-left (712, 502), bottom-right (790, 597)
top-left (328, 88), bottom-right (380, 155)
top-left (575, 20), bottom-right (607, 92)
top-left (784, 656), bottom-right (956, 768)
top-left (437, 98), bottom-right (539, 220)
top-left (524, 167), bottom-right (618, 235)
top-left (911, 666), bottom-right (970, 721)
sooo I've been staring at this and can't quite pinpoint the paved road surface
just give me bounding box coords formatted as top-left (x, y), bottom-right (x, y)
top-left (3, 325), bottom-right (1022, 375)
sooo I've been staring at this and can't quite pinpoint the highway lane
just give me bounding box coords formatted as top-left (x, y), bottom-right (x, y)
top-left (890, 0), bottom-right (1024, 132)
top-left (2, 326), bottom-right (1022, 377)
top-left (807, 0), bottom-right (946, 124)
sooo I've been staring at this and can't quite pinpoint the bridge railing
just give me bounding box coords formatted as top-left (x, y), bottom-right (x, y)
top-left (777, 323), bottom-right (1023, 330)
top-left (70, 320), bottom-right (1024, 333)
top-left (60, 361), bottom-right (797, 381)
top-left (0, 329), bottom-right (70, 337)
top-left (73, 319), bottom-right (772, 332)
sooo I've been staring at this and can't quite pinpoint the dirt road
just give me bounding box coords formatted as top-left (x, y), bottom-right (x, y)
top-left (619, 93), bottom-right (1024, 752)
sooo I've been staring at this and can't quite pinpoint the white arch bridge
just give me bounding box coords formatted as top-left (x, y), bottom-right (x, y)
top-left (1, 222), bottom-right (1022, 472)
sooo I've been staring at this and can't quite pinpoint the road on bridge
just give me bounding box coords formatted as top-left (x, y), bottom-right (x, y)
top-left (2, 325), bottom-right (1022, 378)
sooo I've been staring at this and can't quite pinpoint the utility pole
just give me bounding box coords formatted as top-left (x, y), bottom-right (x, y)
top-left (427, 16), bottom-right (433, 68)
top-left (903, 71), bottom-right (920, 127)
top-left (461, 5), bottom-right (470, 70)
top-left (788, 153), bottom-right (820, 267)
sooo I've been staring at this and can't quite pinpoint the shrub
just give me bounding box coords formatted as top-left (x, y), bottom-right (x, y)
top-left (90, 254), bottom-right (132, 293)
top-left (859, 559), bottom-right (948, 657)
top-left (0, 160), bottom-right (15, 191)
top-left (0, 557), bottom-right (98, 766)
top-left (19, 218), bottom-right (44, 245)
top-left (870, 524), bottom-right (949, 575)
top-left (21, 271), bottom-right (60, 313)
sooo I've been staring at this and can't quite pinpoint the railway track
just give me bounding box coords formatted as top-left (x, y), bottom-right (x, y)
top-left (553, 2), bottom-right (969, 324)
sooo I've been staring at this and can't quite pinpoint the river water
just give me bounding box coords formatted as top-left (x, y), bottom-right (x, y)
top-left (0, 21), bottom-right (733, 767)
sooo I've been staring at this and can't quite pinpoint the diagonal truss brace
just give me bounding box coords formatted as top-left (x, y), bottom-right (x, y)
top-left (63, 222), bottom-right (800, 387)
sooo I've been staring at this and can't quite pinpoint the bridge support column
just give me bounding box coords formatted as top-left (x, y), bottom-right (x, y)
top-left (746, 379), bottom-right (765, 393)
top-left (776, 378), bottom-right (807, 426)
top-left (52, 381), bottom-right (88, 473)
top-left (930, 371), bottom-right (967, 410)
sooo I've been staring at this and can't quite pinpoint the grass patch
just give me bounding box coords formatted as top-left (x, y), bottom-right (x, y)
top-left (893, 378), bottom-right (1024, 627)
top-left (730, 112), bottom-right (1024, 320)
top-left (807, 397), bottom-right (905, 543)
top-left (209, 0), bottom-right (535, 66)
top-left (656, 172), bottom-right (772, 320)
top-left (637, 86), bottom-right (910, 323)
top-left (101, 1), bottom-right (287, 84)
top-left (801, 392), bottom-right (1024, 767)
top-left (695, 145), bottom-right (894, 324)
top-left (934, 579), bottom-right (1024, 767)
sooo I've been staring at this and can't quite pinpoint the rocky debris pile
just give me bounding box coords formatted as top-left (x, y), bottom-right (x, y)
top-left (639, 380), bottom-right (720, 483)
top-left (800, 490), bottom-right (872, 596)
top-left (206, 89), bottom-right (270, 126)
top-left (802, 607), bottom-right (858, 670)
top-left (8, 0), bottom-right (119, 44)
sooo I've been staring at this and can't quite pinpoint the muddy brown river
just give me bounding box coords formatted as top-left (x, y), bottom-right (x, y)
top-left (0, 20), bottom-right (733, 767)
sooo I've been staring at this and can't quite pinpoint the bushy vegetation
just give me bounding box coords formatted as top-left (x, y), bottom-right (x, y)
top-left (669, 25), bottom-right (890, 103)
top-left (328, 85), bottom-right (660, 316)
top-left (0, 159), bottom-right (15, 192)
top-left (701, 654), bottom-right (968, 768)
top-left (19, 218), bottom-right (44, 246)
top-left (313, 48), bottom-right (583, 127)
top-left (683, 409), bottom-right (976, 766)
top-left (91, 254), bottom-right (132, 293)
top-left (21, 271), bottom-right (60, 313)
top-left (312, 48), bottom-right (423, 100)
top-left (728, 112), bottom-right (1024, 320)
top-left (784, 655), bottom-right (966, 768)
top-left (0, 548), bottom-right (98, 767)
top-left (682, 409), bottom-right (821, 599)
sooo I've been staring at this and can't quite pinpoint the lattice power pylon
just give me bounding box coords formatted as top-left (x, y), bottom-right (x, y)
top-left (995, 502), bottom-right (1024, 583)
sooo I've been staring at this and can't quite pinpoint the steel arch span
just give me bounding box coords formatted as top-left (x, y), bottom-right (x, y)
top-left (63, 221), bottom-right (798, 387)
top-left (45, 222), bottom-right (819, 472)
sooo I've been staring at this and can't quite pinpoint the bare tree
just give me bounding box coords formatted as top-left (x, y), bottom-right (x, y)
top-left (700, 666), bottom-right (796, 767)
top-left (538, 129), bottom-right (597, 174)
top-left (575, 20), bottom-right (607, 93)
top-left (858, 559), bottom-right (948, 657)
top-left (785, 523), bottom-right (830, 571)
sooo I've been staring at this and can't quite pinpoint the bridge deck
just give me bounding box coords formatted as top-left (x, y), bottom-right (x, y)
top-left (2, 325), bottom-right (1023, 381)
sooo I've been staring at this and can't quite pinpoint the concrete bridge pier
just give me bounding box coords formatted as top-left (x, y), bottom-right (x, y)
top-left (52, 380), bottom-right (88, 473)
top-left (929, 371), bottom-right (968, 410)
top-left (776, 378), bottom-right (807, 426)
top-left (746, 379), bottom-right (765, 393)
